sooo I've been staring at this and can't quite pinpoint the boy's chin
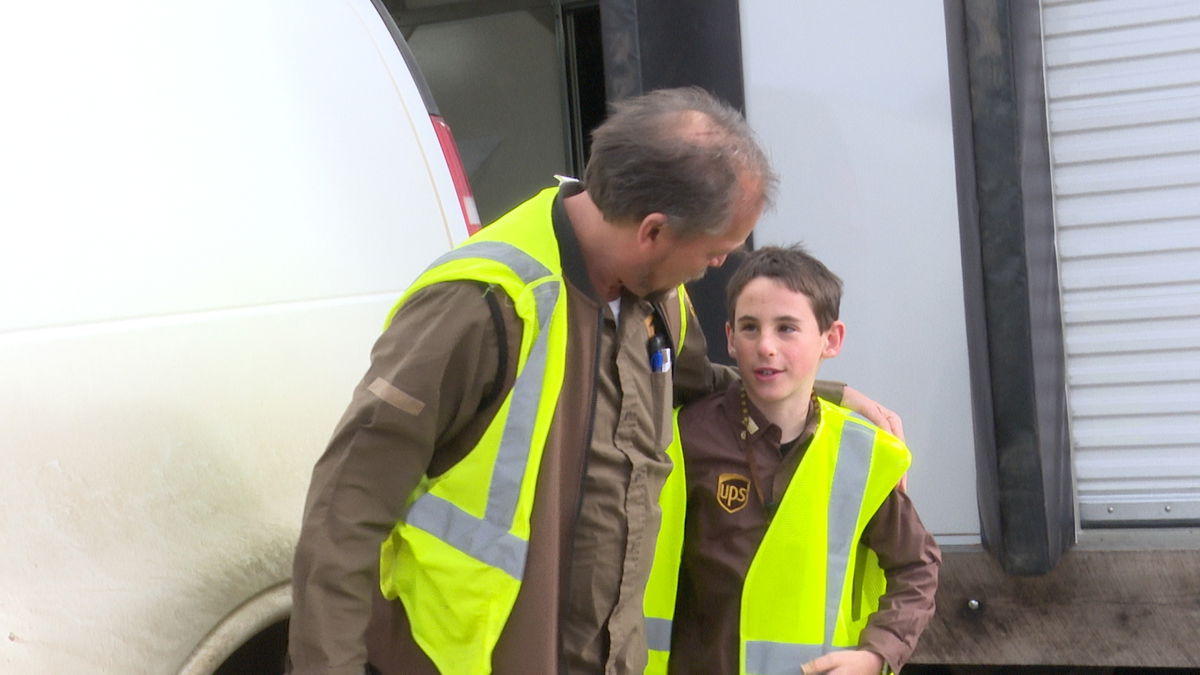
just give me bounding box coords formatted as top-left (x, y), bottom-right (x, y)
top-left (741, 381), bottom-right (779, 401)
top-left (742, 380), bottom-right (812, 405)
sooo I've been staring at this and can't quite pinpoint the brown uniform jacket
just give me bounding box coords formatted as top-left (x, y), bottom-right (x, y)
top-left (288, 182), bottom-right (739, 675)
top-left (668, 385), bottom-right (941, 674)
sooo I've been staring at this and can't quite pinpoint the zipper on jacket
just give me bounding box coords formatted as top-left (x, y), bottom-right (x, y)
top-left (559, 301), bottom-right (605, 675)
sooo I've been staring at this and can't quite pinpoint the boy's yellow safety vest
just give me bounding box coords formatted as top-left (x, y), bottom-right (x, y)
top-left (377, 186), bottom-right (689, 673)
top-left (643, 398), bottom-right (910, 675)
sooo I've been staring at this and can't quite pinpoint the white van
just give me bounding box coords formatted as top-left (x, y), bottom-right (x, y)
top-left (0, 0), bottom-right (475, 671)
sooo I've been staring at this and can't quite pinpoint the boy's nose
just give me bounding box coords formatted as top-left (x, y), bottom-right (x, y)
top-left (708, 253), bottom-right (728, 268)
top-left (758, 337), bottom-right (776, 356)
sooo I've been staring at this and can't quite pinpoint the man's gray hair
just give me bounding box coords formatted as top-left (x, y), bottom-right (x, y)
top-left (583, 86), bottom-right (777, 238)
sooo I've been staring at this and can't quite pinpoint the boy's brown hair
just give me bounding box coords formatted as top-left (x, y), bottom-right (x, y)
top-left (725, 244), bottom-right (843, 331)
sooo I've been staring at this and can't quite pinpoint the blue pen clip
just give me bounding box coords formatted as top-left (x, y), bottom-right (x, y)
top-left (647, 333), bottom-right (672, 373)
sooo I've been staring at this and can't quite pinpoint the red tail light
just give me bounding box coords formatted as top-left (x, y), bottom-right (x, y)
top-left (431, 114), bottom-right (481, 235)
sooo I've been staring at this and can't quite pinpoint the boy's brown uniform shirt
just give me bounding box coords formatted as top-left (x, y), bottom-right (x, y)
top-left (669, 385), bottom-right (941, 674)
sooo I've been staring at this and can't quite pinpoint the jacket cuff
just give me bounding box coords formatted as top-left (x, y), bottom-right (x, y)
top-left (858, 625), bottom-right (910, 674)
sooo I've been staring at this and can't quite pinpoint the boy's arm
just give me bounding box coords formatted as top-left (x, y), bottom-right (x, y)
top-left (856, 489), bottom-right (941, 672)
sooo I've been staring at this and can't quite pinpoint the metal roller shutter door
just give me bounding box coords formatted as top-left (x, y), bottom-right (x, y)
top-left (1042, 0), bottom-right (1200, 527)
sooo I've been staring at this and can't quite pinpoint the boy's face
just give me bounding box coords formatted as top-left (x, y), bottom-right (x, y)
top-left (725, 277), bottom-right (844, 413)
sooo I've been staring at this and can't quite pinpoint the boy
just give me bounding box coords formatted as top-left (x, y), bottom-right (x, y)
top-left (644, 245), bottom-right (940, 674)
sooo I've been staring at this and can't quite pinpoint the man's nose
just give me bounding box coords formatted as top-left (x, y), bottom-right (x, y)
top-left (709, 253), bottom-right (728, 268)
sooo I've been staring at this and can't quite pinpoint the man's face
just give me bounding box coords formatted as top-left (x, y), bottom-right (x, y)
top-left (632, 180), bottom-right (763, 296)
top-left (726, 277), bottom-right (843, 414)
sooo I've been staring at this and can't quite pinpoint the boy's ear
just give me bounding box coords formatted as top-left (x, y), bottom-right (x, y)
top-left (822, 320), bottom-right (846, 359)
top-left (725, 321), bottom-right (736, 360)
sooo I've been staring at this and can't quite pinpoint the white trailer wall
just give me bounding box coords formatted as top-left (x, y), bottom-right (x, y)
top-left (740, 2), bottom-right (979, 543)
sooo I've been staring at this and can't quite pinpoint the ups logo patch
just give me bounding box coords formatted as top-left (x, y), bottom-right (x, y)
top-left (716, 473), bottom-right (751, 513)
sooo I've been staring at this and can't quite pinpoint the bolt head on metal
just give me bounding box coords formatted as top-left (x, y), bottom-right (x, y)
top-left (1165, 505), bottom-right (1172, 512)
top-left (1107, 506), bottom-right (1115, 513)
top-left (967, 599), bottom-right (980, 611)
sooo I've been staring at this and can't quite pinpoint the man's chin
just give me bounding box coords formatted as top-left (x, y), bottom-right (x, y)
top-left (638, 271), bottom-right (708, 296)
top-left (670, 271), bottom-right (709, 289)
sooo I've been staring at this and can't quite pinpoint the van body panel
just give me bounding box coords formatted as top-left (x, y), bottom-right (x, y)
top-left (1, 0), bottom-right (463, 333)
top-left (0, 0), bottom-right (466, 671)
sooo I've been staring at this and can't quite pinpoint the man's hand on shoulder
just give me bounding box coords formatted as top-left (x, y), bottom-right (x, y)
top-left (801, 649), bottom-right (885, 675)
top-left (841, 385), bottom-right (909, 492)
top-left (840, 385), bottom-right (905, 441)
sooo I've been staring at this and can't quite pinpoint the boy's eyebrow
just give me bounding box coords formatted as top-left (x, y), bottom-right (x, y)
top-left (734, 312), bottom-right (805, 324)
top-left (771, 314), bottom-right (805, 324)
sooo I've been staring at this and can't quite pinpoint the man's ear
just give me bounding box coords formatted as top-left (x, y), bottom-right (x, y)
top-left (822, 320), bottom-right (846, 359)
top-left (635, 212), bottom-right (670, 250)
top-left (725, 321), bottom-right (737, 360)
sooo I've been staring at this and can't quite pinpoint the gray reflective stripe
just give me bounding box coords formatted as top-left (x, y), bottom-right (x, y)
top-left (645, 617), bottom-right (673, 652)
top-left (405, 238), bottom-right (562, 581)
top-left (424, 240), bottom-right (552, 285)
top-left (744, 641), bottom-right (822, 674)
top-left (743, 416), bottom-right (876, 673)
top-left (823, 420), bottom-right (875, 652)
top-left (849, 411), bottom-right (873, 426)
top-left (404, 494), bottom-right (527, 579)
top-left (485, 280), bottom-right (559, 524)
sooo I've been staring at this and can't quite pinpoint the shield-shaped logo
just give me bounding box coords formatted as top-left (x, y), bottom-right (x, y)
top-left (716, 473), bottom-right (751, 513)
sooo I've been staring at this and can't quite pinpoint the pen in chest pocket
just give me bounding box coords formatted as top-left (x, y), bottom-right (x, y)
top-left (644, 314), bottom-right (672, 374)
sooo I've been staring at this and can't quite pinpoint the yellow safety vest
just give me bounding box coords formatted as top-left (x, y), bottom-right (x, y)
top-left (377, 185), bottom-right (689, 673)
top-left (644, 399), bottom-right (910, 675)
top-left (377, 187), bottom-right (567, 674)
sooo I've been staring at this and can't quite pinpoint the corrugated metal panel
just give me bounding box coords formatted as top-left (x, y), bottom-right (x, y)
top-left (1043, 0), bottom-right (1200, 527)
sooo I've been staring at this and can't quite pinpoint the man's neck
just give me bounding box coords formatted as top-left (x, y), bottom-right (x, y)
top-left (562, 190), bottom-right (627, 302)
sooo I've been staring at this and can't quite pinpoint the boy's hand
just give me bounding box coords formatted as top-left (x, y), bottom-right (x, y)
top-left (840, 386), bottom-right (905, 441)
top-left (800, 649), bottom-right (885, 674)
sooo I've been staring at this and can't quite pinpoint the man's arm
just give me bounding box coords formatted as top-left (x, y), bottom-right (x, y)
top-left (840, 386), bottom-right (905, 440)
top-left (840, 385), bottom-right (909, 490)
top-left (671, 289), bottom-right (738, 404)
top-left (288, 282), bottom-right (517, 674)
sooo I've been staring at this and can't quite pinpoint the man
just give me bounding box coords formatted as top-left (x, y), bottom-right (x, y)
top-left (287, 87), bottom-right (899, 674)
